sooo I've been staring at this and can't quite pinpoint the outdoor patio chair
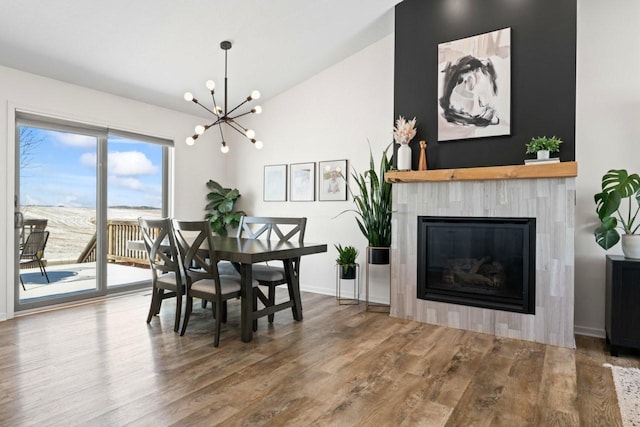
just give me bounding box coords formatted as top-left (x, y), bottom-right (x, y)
top-left (139, 217), bottom-right (185, 333)
top-left (19, 230), bottom-right (50, 291)
top-left (234, 216), bottom-right (307, 323)
top-left (172, 220), bottom-right (259, 347)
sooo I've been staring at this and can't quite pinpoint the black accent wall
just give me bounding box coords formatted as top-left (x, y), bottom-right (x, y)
top-left (394, 0), bottom-right (576, 169)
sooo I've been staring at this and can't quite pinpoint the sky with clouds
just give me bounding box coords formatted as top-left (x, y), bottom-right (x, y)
top-left (20, 127), bottom-right (163, 208)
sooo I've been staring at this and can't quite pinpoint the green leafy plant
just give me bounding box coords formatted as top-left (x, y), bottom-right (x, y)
top-left (346, 144), bottom-right (393, 247)
top-left (335, 244), bottom-right (358, 274)
top-left (204, 180), bottom-right (245, 236)
top-left (525, 136), bottom-right (563, 154)
top-left (594, 169), bottom-right (640, 249)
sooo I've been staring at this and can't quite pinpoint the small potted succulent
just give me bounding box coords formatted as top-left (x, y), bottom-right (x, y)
top-left (335, 244), bottom-right (359, 279)
top-left (525, 136), bottom-right (563, 160)
top-left (594, 169), bottom-right (640, 259)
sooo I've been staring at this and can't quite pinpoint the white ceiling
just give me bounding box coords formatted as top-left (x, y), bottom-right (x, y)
top-left (0, 0), bottom-right (398, 118)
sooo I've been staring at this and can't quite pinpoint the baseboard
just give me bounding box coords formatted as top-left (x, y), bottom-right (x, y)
top-left (574, 325), bottom-right (606, 338)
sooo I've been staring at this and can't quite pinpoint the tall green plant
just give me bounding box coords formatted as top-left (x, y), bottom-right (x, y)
top-left (204, 180), bottom-right (245, 236)
top-left (594, 169), bottom-right (640, 249)
top-left (348, 144), bottom-right (393, 247)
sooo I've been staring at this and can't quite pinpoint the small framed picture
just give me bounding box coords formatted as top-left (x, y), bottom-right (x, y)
top-left (319, 159), bottom-right (348, 201)
top-left (289, 162), bottom-right (315, 201)
top-left (263, 164), bottom-right (287, 201)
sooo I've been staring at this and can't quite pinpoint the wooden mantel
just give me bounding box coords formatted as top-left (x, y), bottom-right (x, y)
top-left (385, 161), bottom-right (577, 183)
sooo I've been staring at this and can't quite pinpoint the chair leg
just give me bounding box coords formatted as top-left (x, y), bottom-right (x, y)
top-left (20, 275), bottom-right (26, 291)
top-left (180, 297), bottom-right (193, 336)
top-left (202, 299), bottom-right (208, 309)
top-left (221, 301), bottom-right (228, 323)
top-left (213, 299), bottom-right (222, 347)
top-left (253, 288), bottom-right (258, 332)
top-left (39, 260), bottom-right (50, 283)
top-left (174, 292), bottom-right (182, 333)
top-left (147, 286), bottom-right (159, 323)
top-left (156, 289), bottom-right (164, 314)
top-left (268, 285), bottom-right (276, 323)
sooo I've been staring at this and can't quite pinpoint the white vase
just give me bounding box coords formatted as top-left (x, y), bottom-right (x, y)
top-left (537, 150), bottom-right (550, 160)
top-left (397, 144), bottom-right (412, 171)
top-left (621, 234), bottom-right (640, 259)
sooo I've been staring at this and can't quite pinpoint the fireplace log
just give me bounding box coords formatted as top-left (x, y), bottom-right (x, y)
top-left (443, 257), bottom-right (505, 288)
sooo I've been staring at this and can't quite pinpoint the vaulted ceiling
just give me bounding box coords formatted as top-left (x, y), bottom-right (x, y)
top-left (0, 1), bottom-right (398, 117)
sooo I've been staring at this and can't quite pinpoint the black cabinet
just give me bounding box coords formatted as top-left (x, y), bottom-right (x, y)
top-left (605, 255), bottom-right (640, 356)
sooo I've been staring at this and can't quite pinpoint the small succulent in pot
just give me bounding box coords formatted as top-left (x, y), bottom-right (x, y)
top-left (525, 136), bottom-right (563, 156)
top-left (335, 244), bottom-right (358, 279)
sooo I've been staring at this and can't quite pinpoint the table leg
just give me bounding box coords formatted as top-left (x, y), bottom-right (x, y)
top-left (284, 258), bottom-right (303, 321)
top-left (239, 263), bottom-right (253, 342)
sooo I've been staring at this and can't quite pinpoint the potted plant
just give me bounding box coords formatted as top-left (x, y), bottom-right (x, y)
top-left (349, 144), bottom-right (393, 264)
top-left (204, 179), bottom-right (246, 236)
top-left (335, 244), bottom-right (358, 279)
top-left (594, 169), bottom-right (640, 259)
top-left (525, 136), bottom-right (563, 160)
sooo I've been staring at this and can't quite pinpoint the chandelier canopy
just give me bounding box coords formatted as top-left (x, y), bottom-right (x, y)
top-left (184, 40), bottom-right (262, 153)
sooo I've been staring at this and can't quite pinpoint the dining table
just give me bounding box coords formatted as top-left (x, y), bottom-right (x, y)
top-left (129, 235), bottom-right (327, 342)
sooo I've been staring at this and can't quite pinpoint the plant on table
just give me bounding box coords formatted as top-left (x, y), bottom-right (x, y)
top-left (204, 180), bottom-right (245, 237)
top-left (594, 169), bottom-right (640, 250)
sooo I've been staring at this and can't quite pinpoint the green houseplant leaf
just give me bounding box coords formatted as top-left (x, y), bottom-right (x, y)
top-left (593, 169), bottom-right (640, 249)
top-left (204, 179), bottom-right (245, 236)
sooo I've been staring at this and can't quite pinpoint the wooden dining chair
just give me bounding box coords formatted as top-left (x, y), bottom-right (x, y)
top-left (139, 217), bottom-right (185, 332)
top-left (235, 216), bottom-right (307, 323)
top-left (172, 219), bottom-right (259, 347)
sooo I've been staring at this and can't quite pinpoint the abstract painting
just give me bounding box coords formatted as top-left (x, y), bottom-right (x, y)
top-left (438, 27), bottom-right (511, 141)
top-left (290, 162), bottom-right (315, 201)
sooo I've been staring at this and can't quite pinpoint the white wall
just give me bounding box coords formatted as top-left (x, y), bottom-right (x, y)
top-left (226, 34), bottom-right (395, 300)
top-left (574, 0), bottom-right (640, 336)
top-left (0, 65), bottom-right (227, 320)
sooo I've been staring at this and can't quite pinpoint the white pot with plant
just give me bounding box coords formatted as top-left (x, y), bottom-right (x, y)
top-left (525, 136), bottom-right (563, 160)
top-left (594, 169), bottom-right (640, 259)
top-left (394, 116), bottom-right (417, 171)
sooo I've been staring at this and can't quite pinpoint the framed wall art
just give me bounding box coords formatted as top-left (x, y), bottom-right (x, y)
top-left (263, 164), bottom-right (287, 201)
top-left (289, 162), bottom-right (315, 201)
top-left (438, 27), bottom-right (511, 142)
top-left (318, 159), bottom-right (348, 201)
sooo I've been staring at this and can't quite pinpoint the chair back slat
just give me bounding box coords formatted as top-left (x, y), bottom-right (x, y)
top-left (138, 218), bottom-right (182, 281)
top-left (238, 217), bottom-right (306, 243)
top-left (172, 220), bottom-right (222, 289)
top-left (21, 230), bottom-right (49, 260)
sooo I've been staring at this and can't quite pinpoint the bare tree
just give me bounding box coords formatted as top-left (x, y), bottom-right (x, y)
top-left (19, 127), bottom-right (44, 170)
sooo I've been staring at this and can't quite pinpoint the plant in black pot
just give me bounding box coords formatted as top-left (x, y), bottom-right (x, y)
top-left (349, 144), bottom-right (393, 264)
top-left (204, 179), bottom-right (246, 237)
top-left (335, 244), bottom-right (359, 279)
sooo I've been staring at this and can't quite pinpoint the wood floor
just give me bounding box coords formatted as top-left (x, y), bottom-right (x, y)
top-left (0, 290), bottom-right (638, 426)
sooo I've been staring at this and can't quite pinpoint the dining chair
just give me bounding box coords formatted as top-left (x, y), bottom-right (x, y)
top-left (139, 217), bottom-right (185, 332)
top-left (19, 230), bottom-right (50, 290)
top-left (172, 219), bottom-right (259, 347)
top-left (235, 216), bottom-right (307, 323)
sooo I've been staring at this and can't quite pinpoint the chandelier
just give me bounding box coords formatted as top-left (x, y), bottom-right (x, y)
top-left (183, 40), bottom-right (263, 153)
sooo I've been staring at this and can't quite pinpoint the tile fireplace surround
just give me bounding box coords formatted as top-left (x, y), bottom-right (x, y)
top-left (387, 163), bottom-right (577, 348)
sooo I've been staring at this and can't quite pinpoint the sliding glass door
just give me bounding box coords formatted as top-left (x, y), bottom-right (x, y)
top-left (15, 113), bottom-right (169, 310)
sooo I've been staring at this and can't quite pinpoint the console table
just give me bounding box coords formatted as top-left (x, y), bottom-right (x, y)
top-left (605, 255), bottom-right (640, 356)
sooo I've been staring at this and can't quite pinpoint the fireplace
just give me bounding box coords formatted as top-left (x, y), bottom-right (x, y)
top-left (417, 216), bottom-right (536, 314)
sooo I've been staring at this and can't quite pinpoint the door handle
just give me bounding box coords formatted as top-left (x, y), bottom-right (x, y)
top-left (15, 211), bottom-right (24, 229)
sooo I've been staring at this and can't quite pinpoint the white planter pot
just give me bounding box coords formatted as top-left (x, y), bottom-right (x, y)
top-left (621, 234), bottom-right (640, 259)
top-left (397, 144), bottom-right (412, 171)
top-left (537, 150), bottom-right (550, 160)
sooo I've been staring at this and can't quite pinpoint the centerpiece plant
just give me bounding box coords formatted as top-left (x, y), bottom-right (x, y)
top-left (204, 179), bottom-right (245, 236)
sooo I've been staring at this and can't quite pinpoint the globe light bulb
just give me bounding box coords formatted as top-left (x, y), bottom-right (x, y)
top-left (252, 105), bottom-right (262, 114)
top-left (186, 136), bottom-right (195, 146)
top-left (183, 92), bottom-right (194, 102)
top-left (251, 90), bottom-right (261, 100)
top-left (195, 125), bottom-right (205, 135)
top-left (221, 143), bottom-right (229, 154)
top-left (245, 129), bottom-right (255, 139)
top-left (205, 80), bottom-right (215, 90)
top-left (255, 140), bottom-right (263, 149)
top-left (215, 106), bottom-right (223, 115)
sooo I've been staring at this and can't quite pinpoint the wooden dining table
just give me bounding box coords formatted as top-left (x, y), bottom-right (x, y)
top-left (129, 236), bottom-right (327, 342)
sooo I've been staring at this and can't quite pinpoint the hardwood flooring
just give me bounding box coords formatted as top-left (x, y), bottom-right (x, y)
top-left (0, 290), bottom-right (638, 426)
